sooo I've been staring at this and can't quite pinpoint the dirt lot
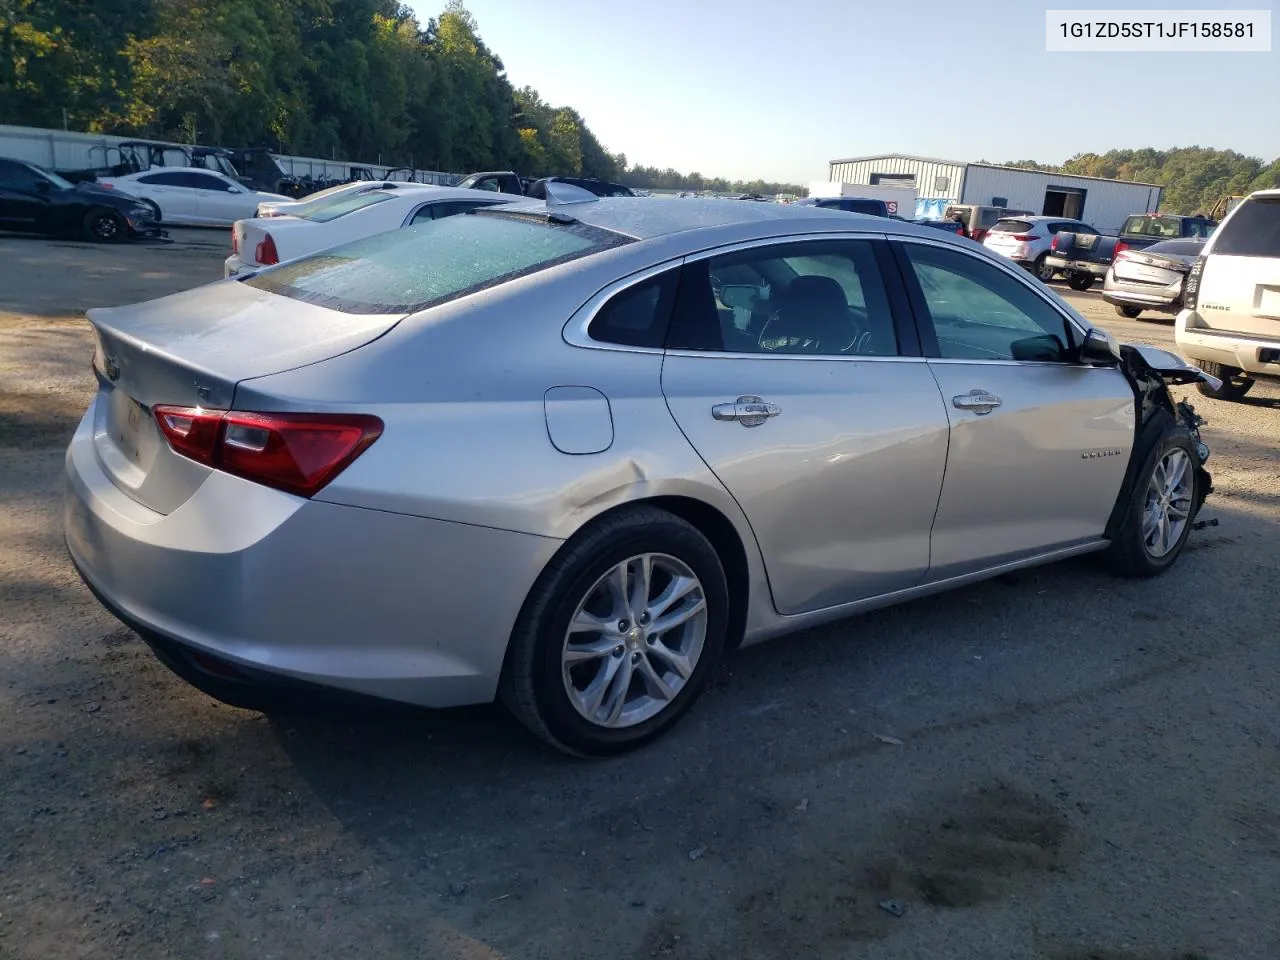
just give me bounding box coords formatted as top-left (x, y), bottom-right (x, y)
top-left (2, 229), bottom-right (1278, 960)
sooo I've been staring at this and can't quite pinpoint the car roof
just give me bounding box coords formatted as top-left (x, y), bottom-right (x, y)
top-left (376, 185), bottom-right (523, 203)
top-left (490, 196), bottom-right (881, 241)
top-left (996, 215), bottom-right (1074, 222)
top-left (117, 166), bottom-right (231, 179)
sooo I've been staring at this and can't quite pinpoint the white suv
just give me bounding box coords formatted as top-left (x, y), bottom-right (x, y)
top-left (1175, 190), bottom-right (1280, 401)
top-left (982, 216), bottom-right (1098, 282)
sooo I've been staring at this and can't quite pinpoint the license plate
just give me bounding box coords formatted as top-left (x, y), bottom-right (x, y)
top-left (1257, 286), bottom-right (1280, 319)
top-left (108, 391), bottom-right (147, 464)
top-left (1121, 264), bottom-right (1170, 283)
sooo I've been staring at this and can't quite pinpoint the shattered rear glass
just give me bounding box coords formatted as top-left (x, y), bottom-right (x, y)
top-left (245, 212), bottom-right (631, 314)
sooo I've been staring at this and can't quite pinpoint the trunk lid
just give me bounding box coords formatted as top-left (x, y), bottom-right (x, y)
top-left (235, 216), bottom-right (318, 268)
top-left (1113, 251), bottom-right (1190, 286)
top-left (87, 281), bottom-right (402, 514)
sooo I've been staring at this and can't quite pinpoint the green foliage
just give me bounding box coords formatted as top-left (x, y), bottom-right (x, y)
top-left (2, 0), bottom-right (1274, 206)
top-left (982, 148), bottom-right (1280, 215)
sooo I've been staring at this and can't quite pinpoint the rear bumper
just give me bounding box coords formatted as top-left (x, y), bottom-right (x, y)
top-left (1103, 275), bottom-right (1182, 312)
top-left (63, 402), bottom-right (560, 709)
top-left (223, 255), bottom-right (253, 279)
top-left (1175, 310), bottom-right (1280, 377)
top-left (1046, 256), bottom-right (1109, 277)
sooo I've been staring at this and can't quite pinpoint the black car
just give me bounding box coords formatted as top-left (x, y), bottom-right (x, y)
top-left (526, 176), bottom-right (635, 200)
top-left (0, 157), bottom-right (162, 242)
top-left (794, 196), bottom-right (890, 217)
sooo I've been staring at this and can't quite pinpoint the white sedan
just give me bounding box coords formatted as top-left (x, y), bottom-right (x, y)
top-left (98, 167), bottom-right (290, 227)
top-left (224, 185), bottom-right (519, 278)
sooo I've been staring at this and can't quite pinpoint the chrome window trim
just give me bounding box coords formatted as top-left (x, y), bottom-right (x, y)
top-left (401, 201), bottom-right (435, 227)
top-left (563, 231), bottom-right (901, 359)
top-left (892, 234), bottom-right (1093, 346)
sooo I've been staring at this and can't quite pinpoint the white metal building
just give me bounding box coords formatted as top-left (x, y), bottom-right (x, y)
top-left (827, 153), bottom-right (1162, 234)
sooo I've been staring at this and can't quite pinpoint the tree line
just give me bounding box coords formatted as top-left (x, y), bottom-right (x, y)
top-left (987, 148), bottom-right (1280, 215)
top-left (3, 1), bottom-right (1275, 209)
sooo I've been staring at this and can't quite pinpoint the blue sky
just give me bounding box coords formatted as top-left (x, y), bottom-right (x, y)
top-left (408, 0), bottom-right (1280, 183)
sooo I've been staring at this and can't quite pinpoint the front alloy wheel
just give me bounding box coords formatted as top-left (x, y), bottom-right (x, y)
top-left (1141, 448), bottom-right (1194, 559)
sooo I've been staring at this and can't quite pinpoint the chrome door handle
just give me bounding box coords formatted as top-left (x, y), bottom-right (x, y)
top-left (952, 389), bottom-right (1002, 414)
top-left (712, 395), bottom-right (781, 427)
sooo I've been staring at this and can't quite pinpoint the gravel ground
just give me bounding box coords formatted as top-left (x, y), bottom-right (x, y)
top-left (2, 230), bottom-right (1277, 960)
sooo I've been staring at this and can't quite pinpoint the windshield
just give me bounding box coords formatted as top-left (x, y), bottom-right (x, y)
top-left (36, 165), bottom-right (75, 190)
top-left (245, 211), bottom-right (632, 314)
top-left (298, 190), bottom-right (396, 222)
top-left (292, 181), bottom-right (377, 205)
top-left (1121, 215), bottom-right (1183, 239)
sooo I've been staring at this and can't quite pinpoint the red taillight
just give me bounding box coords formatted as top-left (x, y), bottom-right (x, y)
top-left (231, 228), bottom-right (239, 256)
top-left (1050, 235), bottom-right (1060, 251)
top-left (1114, 241), bottom-right (1129, 257)
top-left (1010, 234), bottom-right (1036, 241)
top-left (255, 233), bottom-right (279, 266)
top-left (152, 406), bottom-right (382, 497)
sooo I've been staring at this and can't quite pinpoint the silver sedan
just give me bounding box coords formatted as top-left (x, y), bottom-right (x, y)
top-left (65, 190), bottom-right (1217, 756)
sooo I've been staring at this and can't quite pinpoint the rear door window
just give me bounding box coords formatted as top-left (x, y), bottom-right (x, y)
top-left (667, 239), bottom-right (902, 357)
top-left (185, 172), bottom-right (232, 191)
top-left (138, 172), bottom-right (189, 186)
top-left (1211, 198), bottom-right (1280, 257)
top-left (245, 211), bottom-right (631, 314)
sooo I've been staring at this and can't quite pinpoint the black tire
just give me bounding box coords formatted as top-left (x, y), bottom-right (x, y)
top-left (1104, 427), bottom-right (1201, 577)
top-left (83, 209), bottom-right (125, 243)
top-left (141, 199), bottom-right (162, 222)
top-left (1194, 361), bottom-right (1255, 401)
top-left (1067, 272), bottom-right (1095, 291)
top-left (501, 505), bottom-right (729, 757)
top-left (1034, 255), bottom-right (1055, 282)
top-left (1116, 305), bottom-right (1143, 319)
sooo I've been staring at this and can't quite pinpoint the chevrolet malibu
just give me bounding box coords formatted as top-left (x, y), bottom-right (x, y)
top-left (65, 193), bottom-right (1216, 756)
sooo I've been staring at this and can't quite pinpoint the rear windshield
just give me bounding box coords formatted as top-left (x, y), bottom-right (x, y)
top-left (1211, 198), bottom-right (1280, 257)
top-left (1144, 239), bottom-right (1205, 257)
top-left (245, 211), bottom-right (630, 314)
top-left (1121, 215), bottom-right (1184, 239)
top-left (838, 199), bottom-right (886, 215)
top-left (990, 219), bottom-right (1033, 233)
top-left (299, 190), bottom-right (395, 222)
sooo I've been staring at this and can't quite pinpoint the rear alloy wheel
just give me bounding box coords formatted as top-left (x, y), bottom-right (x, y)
top-left (1067, 272), bottom-right (1095, 291)
top-left (84, 209), bottom-right (125, 243)
top-left (1195, 361), bottom-right (1255, 402)
top-left (1116, 305), bottom-right (1143, 319)
top-left (1034, 255), bottom-right (1055, 282)
top-left (1105, 430), bottom-right (1200, 577)
top-left (502, 506), bottom-right (728, 756)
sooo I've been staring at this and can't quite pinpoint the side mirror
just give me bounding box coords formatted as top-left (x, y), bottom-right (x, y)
top-left (1079, 327), bottom-right (1121, 366)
